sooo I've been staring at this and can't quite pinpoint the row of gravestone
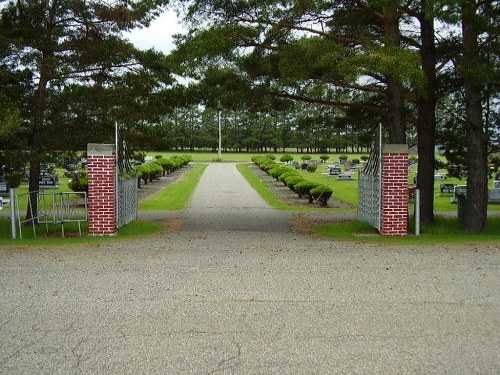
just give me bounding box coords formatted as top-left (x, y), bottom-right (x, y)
top-left (0, 167), bottom-right (59, 195)
top-left (448, 182), bottom-right (500, 204)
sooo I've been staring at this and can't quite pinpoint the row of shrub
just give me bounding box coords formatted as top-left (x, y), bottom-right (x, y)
top-left (69, 154), bottom-right (193, 192)
top-left (251, 155), bottom-right (333, 206)
top-left (134, 154), bottom-right (192, 185)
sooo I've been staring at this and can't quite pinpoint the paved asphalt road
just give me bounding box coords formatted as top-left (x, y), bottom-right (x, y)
top-left (0, 163), bottom-right (499, 374)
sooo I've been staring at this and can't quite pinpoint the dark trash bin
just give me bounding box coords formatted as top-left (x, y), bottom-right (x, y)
top-left (457, 193), bottom-right (467, 223)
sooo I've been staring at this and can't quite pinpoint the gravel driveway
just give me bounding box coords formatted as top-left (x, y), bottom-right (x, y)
top-left (0, 163), bottom-right (498, 374)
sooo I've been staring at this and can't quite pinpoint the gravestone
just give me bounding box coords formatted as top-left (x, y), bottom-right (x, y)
top-left (39, 175), bottom-right (57, 187)
top-left (337, 173), bottom-right (353, 180)
top-left (0, 182), bottom-right (9, 194)
top-left (39, 167), bottom-right (58, 187)
top-left (329, 167), bottom-right (341, 176)
top-left (494, 181), bottom-right (500, 189)
top-left (488, 188), bottom-right (500, 203)
top-left (451, 185), bottom-right (467, 203)
top-left (440, 183), bottom-right (455, 194)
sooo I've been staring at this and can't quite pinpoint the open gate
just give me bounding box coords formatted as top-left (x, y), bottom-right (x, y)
top-left (357, 125), bottom-right (382, 230)
top-left (116, 129), bottom-right (138, 229)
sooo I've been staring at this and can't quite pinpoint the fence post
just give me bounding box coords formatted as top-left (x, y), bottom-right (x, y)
top-left (10, 188), bottom-right (16, 239)
top-left (87, 144), bottom-right (116, 235)
top-left (380, 144), bottom-right (409, 236)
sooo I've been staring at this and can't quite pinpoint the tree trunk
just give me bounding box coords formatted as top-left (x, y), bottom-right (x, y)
top-left (416, 1), bottom-right (437, 225)
top-left (461, 3), bottom-right (488, 232)
top-left (26, 71), bottom-right (49, 222)
top-left (383, 3), bottom-right (406, 143)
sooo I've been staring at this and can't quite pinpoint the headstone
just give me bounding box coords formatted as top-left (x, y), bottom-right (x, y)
top-left (0, 182), bottom-right (9, 194)
top-left (329, 167), bottom-right (341, 176)
top-left (452, 185), bottom-right (467, 203)
top-left (39, 175), bottom-right (57, 187)
top-left (435, 173), bottom-right (447, 180)
top-left (337, 173), bottom-right (353, 180)
top-left (488, 188), bottom-right (500, 203)
top-left (440, 183), bottom-right (455, 194)
top-left (494, 181), bottom-right (500, 189)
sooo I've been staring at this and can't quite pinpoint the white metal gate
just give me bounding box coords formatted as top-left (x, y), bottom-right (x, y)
top-left (357, 125), bottom-right (382, 230)
top-left (116, 176), bottom-right (138, 228)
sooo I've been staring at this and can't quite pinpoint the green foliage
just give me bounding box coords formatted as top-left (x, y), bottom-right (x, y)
top-left (319, 155), bottom-right (329, 162)
top-left (259, 159), bottom-right (276, 171)
top-left (310, 185), bottom-right (333, 206)
top-left (134, 161), bottom-right (163, 184)
top-left (301, 155), bottom-right (312, 161)
top-left (265, 154), bottom-right (276, 160)
top-left (268, 165), bottom-right (294, 180)
top-left (68, 173), bottom-right (88, 192)
top-left (306, 164), bottom-right (318, 173)
top-left (278, 170), bottom-right (299, 183)
top-left (280, 154), bottom-right (294, 162)
top-left (284, 175), bottom-right (305, 191)
top-left (294, 181), bottom-right (320, 200)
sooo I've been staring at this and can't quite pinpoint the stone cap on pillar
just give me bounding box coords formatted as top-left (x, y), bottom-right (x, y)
top-left (87, 143), bottom-right (115, 157)
top-left (382, 144), bottom-right (408, 154)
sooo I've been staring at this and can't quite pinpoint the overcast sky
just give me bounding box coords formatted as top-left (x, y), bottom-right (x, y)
top-left (124, 9), bottom-right (185, 54)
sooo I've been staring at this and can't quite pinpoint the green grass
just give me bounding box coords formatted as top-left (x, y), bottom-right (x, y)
top-left (139, 164), bottom-right (208, 210)
top-left (0, 219), bottom-right (164, 247)
top-left (236, 163), bottom-right (351, 211)
top-left (314, 217), bottom-right (500, 244)
top-left (293, 164), bottom-right (359, 206)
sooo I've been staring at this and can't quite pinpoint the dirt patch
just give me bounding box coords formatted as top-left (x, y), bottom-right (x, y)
top-left (163, 218), bottom-right (185, 233)
top-left (249, 164), bottom-right (354, 209)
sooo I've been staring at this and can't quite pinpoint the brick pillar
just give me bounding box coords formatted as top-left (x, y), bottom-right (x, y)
top-left (87, 144), bottom-right (116, 235)
top-left (380, 144), bottom-right (408, 236)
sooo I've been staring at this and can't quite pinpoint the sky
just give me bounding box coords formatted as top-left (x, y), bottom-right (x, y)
top-left (124, 9), bottom-right (185, 54)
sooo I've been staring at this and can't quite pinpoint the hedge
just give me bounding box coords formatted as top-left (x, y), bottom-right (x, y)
top-left (269, 165), bottom-right (293, 180)
top-left (310, 185), bottom-right (333, 206)
top-left (294, 181), bottom-right (320, 202)
top-left (278, 171), bottom-right (299, 183)
top-left (284, 175), bottom-right (305, 191)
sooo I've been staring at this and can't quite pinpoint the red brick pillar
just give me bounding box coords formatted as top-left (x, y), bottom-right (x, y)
top-left (87, 144), bottom-right (116, 235)
top-left (380, 144), bottom-right (408, 236)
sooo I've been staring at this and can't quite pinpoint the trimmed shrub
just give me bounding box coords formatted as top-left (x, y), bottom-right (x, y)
top-left (285, 175), bottom-right (305, 191)
top-left (310, 185), bottom-right (333, 206)
top-left (265, 154), bottom-right (276, 160)
top-left (306, 164), bottom-right (318, 173)
top-left (135, 161), bottom-right (163, 184)
top-left (260, 160), bottom-right (276, 171)
top-left (269, 165), bottom-right (293, 180)
top-left (155, 155), bottom-right (163, 159)
top-left (280, 154), bottom-right (294, 163)
top-left (301, 155), bottom-right (312, 161)
top-left (252, 155), bottom-right (267, 165)
top-left (294, 181), bottom-right (320, 201)
top-left (319, 155), bottom-right (329, 163)
top-left (279, 171), bottom-right (299, 183)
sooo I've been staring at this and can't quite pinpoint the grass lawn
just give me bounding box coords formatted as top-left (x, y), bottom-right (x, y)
top-left (237, 163), bottom-right (355, 211)
top-left (139, 164), bottom-right (208, 210)
top-left (0, 219), bottom-right (164, 247)
top-left (314, 217), bottom-right (500, 244)
top-left (147, 151), bottom-right (370, 163)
